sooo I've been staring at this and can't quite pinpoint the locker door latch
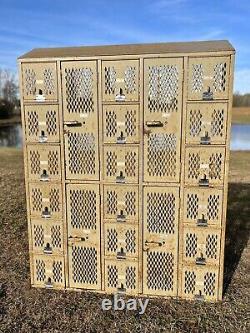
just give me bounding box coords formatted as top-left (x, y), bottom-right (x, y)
top-left (194, 290), bottom-right (205, 301)
top-left (40, 170), bottom-right (49, 182)
top-left (116, 171), bottom-right (125, 183)
top-left (117, 210), bottom-right (126, 222)
top-left (39, 130), bottom-right (48, 143)
top-left (41, 207), bottom-right (51, 219)
top-left (44, 242), bottom-right (53, 254)
top-left (197, 214), bottom-right (208, 227)
top-left (202, 86), bottom-right (213, 100)
top-left (115, 88), bottom-right (125, 102)
top-left (199, 174), bottom-right (209, 187)
top-left (144, 240), bottom-right (165, 250)
top-left (117, 131), bottom-right (126, 144)
top-left (146, 121), bottom-right (163, 127)
top-left (200, 132), bottom-right (211, 145)
top-left (195, 254), bottom-right (206, 265)
top-left (44, 277), bottom-right (53, 289)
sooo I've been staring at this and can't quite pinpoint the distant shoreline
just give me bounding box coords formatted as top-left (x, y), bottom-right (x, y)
top-left (0, 115), bottom-right (21, 127)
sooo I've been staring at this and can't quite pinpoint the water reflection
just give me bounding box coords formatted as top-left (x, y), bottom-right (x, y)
top-left (0, 124), bottom-right (22, 148)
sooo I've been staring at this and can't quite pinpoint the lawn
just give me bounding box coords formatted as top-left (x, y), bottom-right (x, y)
top-left (0, 148), bottom-right (249, 332)
top-left (232, 107), bottom-right (250, 124)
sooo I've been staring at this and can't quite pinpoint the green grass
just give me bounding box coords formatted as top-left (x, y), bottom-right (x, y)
top-left (232, 107), bottom-right (250, 124)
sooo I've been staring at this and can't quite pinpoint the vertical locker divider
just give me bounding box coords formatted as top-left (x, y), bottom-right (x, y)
top-left (98, 58), bottom-right (105, 291)
top-left (178, 56), bottom-right (188, 297)
top-left (218, 54), bottom-right (235, 300)
top-left (19, 62), bottom-right (34, 286)
top-left (138, 57), bottom-right (143, 294)
top-left (58, 60), bottom-right (67, 288)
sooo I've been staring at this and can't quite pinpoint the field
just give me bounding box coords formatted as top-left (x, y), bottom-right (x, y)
top-left (232, 107), bottom-right (250, 124)
top-left (0, 148), bottom-right (249, 332)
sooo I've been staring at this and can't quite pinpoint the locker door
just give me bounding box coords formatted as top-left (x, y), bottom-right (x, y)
top-left (188, 56), bottom-right (230, 100)
top-left (143, 58), bottom-right (183, 182)
top-left (67, 184), bottom-right (101, 289)
top-left (62, 61), bottom-right (99, 180)
top-left (21, 62), bottom-right (58, 102)
top-left (102, 60), bottom-right (139, 102)
top-left (143, 186), bottom-right (179, 296)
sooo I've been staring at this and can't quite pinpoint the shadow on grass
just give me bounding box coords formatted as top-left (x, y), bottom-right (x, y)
top-left (223, 182), bottom-right (250, 293)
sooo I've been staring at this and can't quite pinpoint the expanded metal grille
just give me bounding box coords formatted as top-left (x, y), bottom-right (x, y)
top-left (182, 267), bottom-right (218, 301)
top-left (105, 224), bottom-right (138, 258)
top-left (146, 251), bottom-right (175, 293)
top-left (27, 145), bottom-right (61, 181)
top-left (146, 133), bottom-right (177, 178)
top-left (186, 103), bottom-right (227, 144)
top-left (185, 147), bottom-right (225, 186)
top-left (188, 57), bottom-right (229, 100)
top-left (70, 245), bottom-right (98, 286)
top-left (29, 183), bottom-right (62, 219)
top-left (33, 255), bottom-right (64, 287)
top-left (102, 60), bottom-right (139, 101)
top-left (104, 146), bottom-right (139, 183)
top-left (22, 63), bottom-right (57, 100)
top-left (103, 105), bottom-right (139, 143)
top-left (105, 260), bottom-right (138, 294)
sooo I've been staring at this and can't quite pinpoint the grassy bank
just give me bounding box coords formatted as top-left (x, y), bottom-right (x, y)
top-left (0, 148), bottom-right (249, 332)
top-left (232, 107), bottom-right (250, 124)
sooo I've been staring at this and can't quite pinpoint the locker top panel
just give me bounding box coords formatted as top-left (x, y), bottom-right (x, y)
top-left (18, 40), bottom-right (235, 60)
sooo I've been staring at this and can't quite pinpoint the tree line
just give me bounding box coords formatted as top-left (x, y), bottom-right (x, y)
top-left (0, 69), bottom-right (19, 119)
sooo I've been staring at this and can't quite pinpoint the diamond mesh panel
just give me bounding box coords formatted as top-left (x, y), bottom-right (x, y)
top-left (46, 110), bottom-right (58, 135)
top-left (52, 261), bottom-right (63, 283)
top-left (125, 109), bottom-right (137, 136)
top-left (125, 266), bottom-right (136, 289)
top-left (31, 188), bottom-right (43, 211)
top-left (48, 150), bottom-right (59, 175)
top-left (107, 265), bottom-right (118, 288)
top-left (191, 64), bottom-right (204, 92)
top-left (147, 133), bottom-right (177, 177)
top-left (64, 67), bottom-right (94, 113)
top-left (106, 151), bottom-right (117, 176)
top-left (185, 233), bottom-right (198, 258)
top-left (125, 151), bottom-right (137, 177)
top-left (27, 111), bottom-right (39, 136)
top-left (34, 225), bottom-right (44, 247)
top-left (105, 110), bottom-right (117, 137)
top-left (189, 109), bottom-right (202, 137)
top-left (148, 65), bottom-right (179, 113)
top-left (67, 132), bottom-right (96, 175)
top-left (44, 68), bottom-right (55, 96)
top-left (71, 246), bottom-right (98, 285)
top-left (147, 192), bottom-right (176, 234)
top-left (104, 66), bottom-right (116, 95)
top-left (207, 195), bottom-right (220, 220)
top-left (51, 225), bottom-right (62, 248)
top-left (69, 188), bottom-right (97, 230)
top-left (209, 153), bottom-right (223, 180)
top-left (184, 270), bottom-right (196, 294)
top-left (211, 108), bottom-right (224, 137)
top-left (205, 234), bottom-right (218, 259)
top-left (24, 68), bottom-right (36, 96)
top-left (125, 230), bottom-right (136, 254)
top-left (106, 190), bottom-right (118, 215)
top-left (124, 66), bottom-right (137, 94)
top-left (35, 259), bottom-right (46, 282)
top-left (30, 150), bottom-right (40, 174)
top-left (204, 272), bottom-right (216, 296)
top-left (186, 193), bottom-right (199, 219)
top-left (107, 228), bottom-right (118, 253)
top-left (187, 153), bottom-right (200, 179)
top-left (146, 251), bottom-right (174, 291)
top-left (213, 63), bottom-right (227, 92)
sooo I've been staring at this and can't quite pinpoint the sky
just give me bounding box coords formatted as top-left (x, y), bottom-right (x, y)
top-left (0, 0), bottom-right (249, 93)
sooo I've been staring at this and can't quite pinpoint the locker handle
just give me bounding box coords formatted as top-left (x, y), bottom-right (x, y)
top-left (43, 243), bottom-right (52, 254)
top-left (117, 285), bottom-right (126, 294)
top-left (194, 290), bottom-right (205, 301)
top-left (68, 236), bottom-right (89, 242)
top-left (200, 132), bottom-right (211, 145)
top-left (64, 121), bottom-right (82, 127)
top-left (41, 207), bottom-right (51, 219)
top-left (40, 170), bottom-right (49, 182)
top-left (144, 240), bottom-right (165, 250)
top-left (39, 134), bottom-right (48, 143)
top-left (199, 175), bottom-right (209, 187)
top-left (44, 277), bottom-right (53, 289)
top-left (195, 256), bottom-right (206, 265)
top-left (202, 86), bottom-right (213, 101)
top-left (146, 121), bottom-right (163, 127)
top-left (197, 215), bottom-right (208, 227)
top-left (117, 211), bottom-right (126, 222)
top-left (116, 172), bottom-right (125, 183)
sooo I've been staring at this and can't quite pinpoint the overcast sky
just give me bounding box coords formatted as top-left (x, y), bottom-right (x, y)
top-left (0, 0), bottom-right (249, 93)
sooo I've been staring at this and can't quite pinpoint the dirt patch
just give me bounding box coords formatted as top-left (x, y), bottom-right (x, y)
top-left (0, 148), bottom-right (249, 333)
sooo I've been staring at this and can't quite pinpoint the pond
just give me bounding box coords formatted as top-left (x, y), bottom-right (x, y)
top-left (0, 123), bottom-right (249, 150)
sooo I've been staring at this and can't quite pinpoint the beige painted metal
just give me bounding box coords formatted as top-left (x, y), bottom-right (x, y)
top-left (30, 219), bottom-right (64, 255)
top-left (21, 62), bottom-right (58, 102)
top-left (180, 265), bottom-right (219, 301)
top-left (66, 183), bottom-right (100, 238)
top-left (184, 146), bottom-right (226, 186)
top-left (186, 102), bottom-right (228, 145)
top-left (28, 182), bottom-right (63, 220)
top-left (103, 185), bottom-right (139, 222)
top-left (104, 222), bottom-right (139, 259)
top-left (24, 104), bottom-right (60, 143)
top-left (19, 41), bottom-right (235, 301)
top-left (183, 187), bottom-right (223, 227)
top-left (32, 254), bottom-right (65, 288)
top-left (103, 104), bottom-right (140, 144)
top-left (27, 144), bottom-right (61, 181)
top-left (102, 60), bottom-right (139, 102)
top-left (143, 58), bottom-right (183, 183)
top-left (103, 145), bottom-right (139, 183)
top-left (104, 258), bottom-right (139, 295)
top-left (68, 239), bottom-right (101, 290)
top-left (181, 226), bottom-right (221, 266)
top-left (187, 56), bottom-right (230, 100)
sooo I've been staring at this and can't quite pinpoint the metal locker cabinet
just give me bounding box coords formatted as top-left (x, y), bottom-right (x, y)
top-left (19, 40), bottom-right (235, 301)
